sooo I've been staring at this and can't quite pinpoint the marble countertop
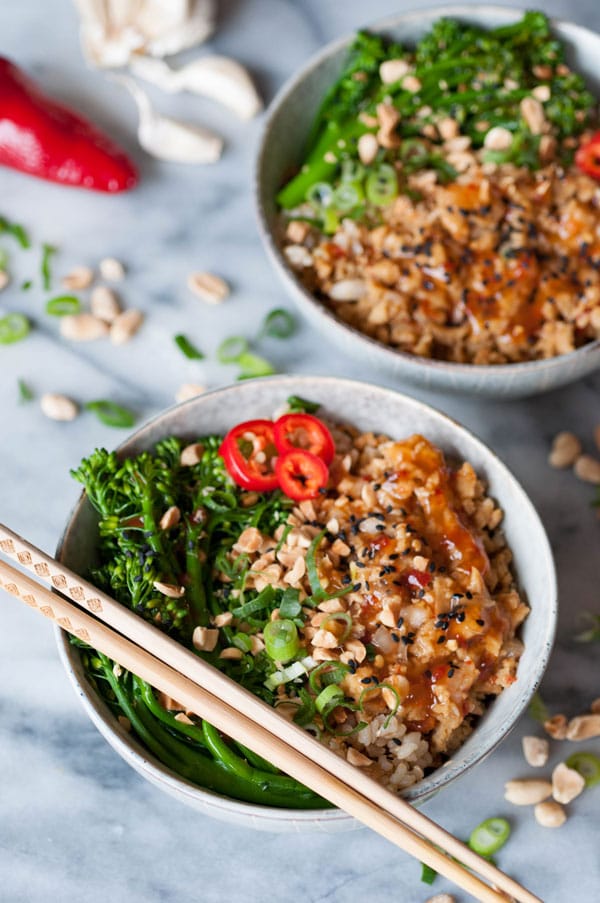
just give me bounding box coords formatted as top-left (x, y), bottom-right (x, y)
top-left (1, 2), bottom-right (600, 901)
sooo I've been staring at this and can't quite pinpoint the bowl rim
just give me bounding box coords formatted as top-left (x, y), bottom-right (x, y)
top-left (254, 3), bottom-right (600, 378)
top-left (55, 374), bottom-right (558, 823)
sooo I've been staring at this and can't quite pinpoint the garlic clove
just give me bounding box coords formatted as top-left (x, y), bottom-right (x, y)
top-left (131, 54), bottom-right (263, 120)
top-left (117, 76), bottom-right (223, 164)
top-left (74, 0), bottom-right (215, 68)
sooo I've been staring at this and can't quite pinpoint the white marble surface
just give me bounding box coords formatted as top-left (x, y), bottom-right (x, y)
top-left (1, 2), bottom-right (600, 901)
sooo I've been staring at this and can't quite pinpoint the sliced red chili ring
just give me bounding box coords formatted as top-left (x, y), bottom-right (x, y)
top-left (219, 419), bottom-right (279, 492)
top-left (575, 131), bottom-right (600, 180)
top-left (275, 449), bottom-right (329, 501)
top-left (273, 413), bottom-right (335, 465)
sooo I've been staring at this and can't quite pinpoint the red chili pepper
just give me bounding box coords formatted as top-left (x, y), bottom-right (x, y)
top-left (575, 131), bottom-right (600, 180)
top-left (219, 419), bottom-right (279, 492)
top-left (275, 449), bottom-right (329, 501)
top-left (273, 413), bottom-right (335, 465)
top-left (0, 58), bottom-right (138, 192)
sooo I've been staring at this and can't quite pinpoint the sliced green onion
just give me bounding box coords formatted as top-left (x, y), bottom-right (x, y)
top-left (315, 684), bottom-right (343, 714)
top-left (286, 394), bottom-right (320, 414)
top-left (321, 611), bottom-right (353, 643)
top-left (232, 585), bottom-right (275, 618)
top-left (308, 660), bottom-right (349, 694)
top-left (45, 294), bottom-right (81, 316)
top-left (236, 351), bottom-right (275, 380)
top-left (0, 312), bottom-right (30, 344)
top-left (217, 335), bottom-right (249, 363)
top-left (232, 632), bottom-right (253, 653)
top-left (279, 588), bottom-right (302, 619)
top-left (293, 686), bottom-right (317, 726)
top-left (332, 181), bottom-right (365, 212)
top-left (21, 279), bottom-right (32, 291)
top-left (359, 682), bottom-right (401, 727)
top-left (0, 216), bottom-right (30, 249)
top-left (322, 207), bottom-right (340, 234)
top-left (260, 308), bottom-right (296, 339)
top-left (306, 530), bottom-right (353, 604)
top-left (305, 182), bottom-right (334, 208)
top-left (341, 159), bottom-right (366, 183)
top-left (85, 400), bottom-right (136, 429)
top-left (41, 243), bottom-right (56, 290)
top-left (565, 752), bottom-right (600, 787)
top-left (468, 817), bottom-right (511, 857)
top-left (263, 618), bottom-right (300, 663)
top-left (420, 863), bottom-right (437, 885)
top-left (365, 164), bottom-right (399, 206)
top-left (174, 333), bottom-right (204, 360)
top-left (264, 659), bottom-right (306, 690)
top-left (528, 692), bottom-right (549, 723)
top-left (17, 378), bottom-right (33, 403)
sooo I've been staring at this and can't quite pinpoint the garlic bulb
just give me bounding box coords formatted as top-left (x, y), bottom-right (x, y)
top-left (117, 76), bottom-right (223, 164)
top-left (73, 0), bottom-right (215, 68)
top-left (130, 55), bottom-right (263, 121)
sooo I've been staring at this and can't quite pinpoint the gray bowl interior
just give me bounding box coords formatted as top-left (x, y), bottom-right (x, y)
top-left (256, 6), bottom-right (600, 397)
top-left (57, 376), bottom-right (557, 827)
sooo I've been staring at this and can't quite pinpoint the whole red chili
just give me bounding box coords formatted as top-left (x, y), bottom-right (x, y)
top-left (0, 57), bottom-right (138, 192)
top-left (575, 131), bottom-right (600, 180)
top-left (219, 419), bottom-right (279, 492)
top-left (273, 413), bottom-right (335, 465)
top-left (275, 449), bottom-right (329, 501)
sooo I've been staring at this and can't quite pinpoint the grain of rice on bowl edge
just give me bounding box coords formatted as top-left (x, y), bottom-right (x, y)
top-left (233, 420), bottom-right (529, 789)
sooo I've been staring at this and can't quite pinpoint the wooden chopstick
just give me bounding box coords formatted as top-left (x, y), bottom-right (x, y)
top-left (0, 525), bottom-right (541, 903)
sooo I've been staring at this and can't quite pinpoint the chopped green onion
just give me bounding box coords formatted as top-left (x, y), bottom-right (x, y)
top-left (45, 294), bottom-right (81, 316)
top-left (232, 632), bottom-right (253, 653)
top-left (217, 335), bottom-right (249, 363)
top-left (468, 817), bottom-right (511, 857)
top-left (286, 394), bottom-right (320, 414)
top-left (528, 692), bottom-right (549, 723)
top-left (279, 588), bottom-right (302, 619)
top-left (359, 682), bottom-right (400, 727)
top-left (420, 863), bottom-right (437, 885)
top-left (315, 683), bottom-right (343, 714)
top-left (260, 308), bottom-right (296, 339)
top-left (85, 400), bottom-right (136, 429)
top-left (232, 585), bottom-right (275, 618)
top-left (332, 181), bottom-right (365, 211)
top-left (236, 351), bottom-right (275, 380)
top-left (17, 378), bottom-right (33, 403)
top-left (341, 159), bottom-right (366, 183)
top-left (0, 216), bottom-right (30, 249)
top-left (305, 182), bottom-right (334, 208)
top-left (41, 243), bottom-right (56, 291)
top-left (263, 618), bottom-right (300, 663)
top-left (264, 660), bottom-right (307, 691)
top-left (306, 530), bottom-right (354, 604)
top-left (0, 312), bottom-right (30, 344)
top-left (365, 164), bottom-right (399, 206)
top-left (174, 333), bottom-right (204, 360)
top-left (322, 207), bottom-right (340, 234)
top-left (565, 752), bottom-right (600, 787)
top-left (321, 611), bottom-right (353, 642)
top-left (21, 279), bottom-right (32, 291)
top-left (308, 660), bottom-right (349, 693)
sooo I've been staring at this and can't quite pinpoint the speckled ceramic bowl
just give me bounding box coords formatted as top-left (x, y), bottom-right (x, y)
top-left (56, 376), bottom-right (557, 831)
top-left (255, 6), bottom-right (600, 398)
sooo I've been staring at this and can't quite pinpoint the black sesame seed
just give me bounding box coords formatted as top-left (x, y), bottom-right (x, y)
top-left (360, 677), bottom-right (372, 684)
top-left (353, 583), bottom-right (361, 591)
top-left (341, 575), bottom-right (351, 585)
top-left (389, 553), bottom-right (400, 560)
top-left (466, 591), bottom-right (473, 599)
top-left (391, 633), bottom-right (400, 642)
top-left (428, 562), bottom-right (436, 573)
top-left (448, 668), bottom-right (455, 678)
top-left (457, 612), bottom-right (466, 622)
top-left (476, 618), bottom-right (485, 626)
top-left (396, 616), bottom-right (404, 628)
top-left (437, 636), bottom-right (446, 644)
